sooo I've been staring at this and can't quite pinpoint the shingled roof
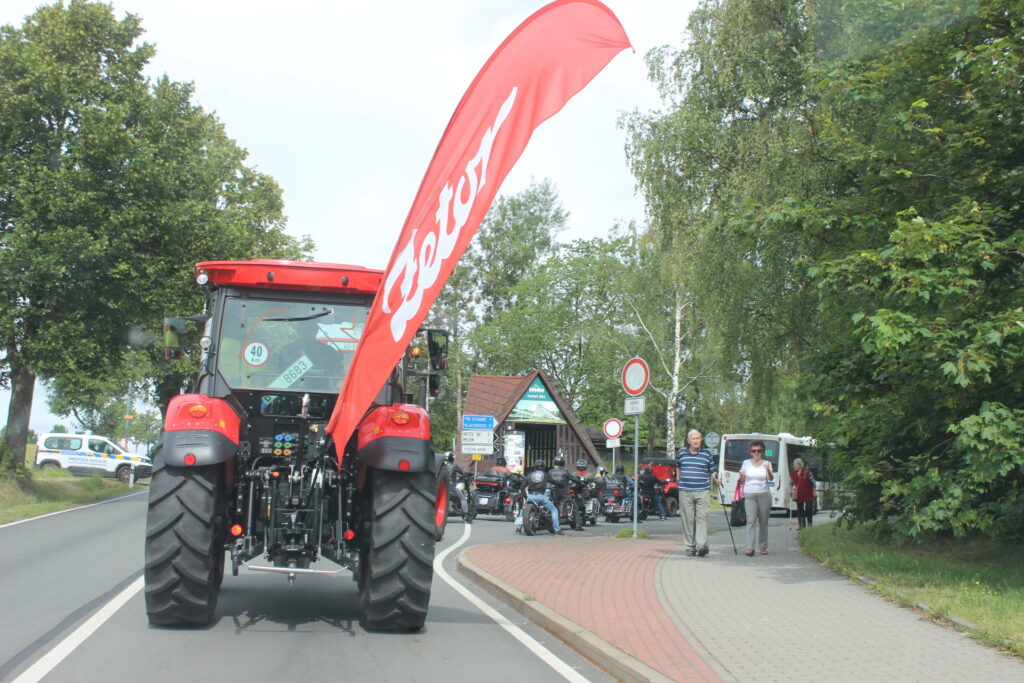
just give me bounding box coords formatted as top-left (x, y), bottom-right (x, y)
top-left (461, 369), bottom-right (597, 461)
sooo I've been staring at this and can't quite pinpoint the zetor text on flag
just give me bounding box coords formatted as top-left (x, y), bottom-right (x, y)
top-left (326, 0), bottom-right (632, 450)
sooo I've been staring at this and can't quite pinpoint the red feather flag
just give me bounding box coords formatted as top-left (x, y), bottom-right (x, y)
top-left (327, 0), bottom-right (631, 447)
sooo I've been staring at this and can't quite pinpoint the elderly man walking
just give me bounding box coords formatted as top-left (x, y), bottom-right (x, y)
top-left (676, 429), bottom-right (721, 557)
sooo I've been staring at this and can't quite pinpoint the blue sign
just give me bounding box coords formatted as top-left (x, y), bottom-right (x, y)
top-left (462, 414), bottom-right (496, 430)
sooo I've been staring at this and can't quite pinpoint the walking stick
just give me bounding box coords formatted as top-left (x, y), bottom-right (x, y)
top-left (718, 486), bottom-right (738, 555)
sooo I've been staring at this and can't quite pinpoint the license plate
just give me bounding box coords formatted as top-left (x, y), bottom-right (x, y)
top-left (478, 497), bottom-right (489, 505)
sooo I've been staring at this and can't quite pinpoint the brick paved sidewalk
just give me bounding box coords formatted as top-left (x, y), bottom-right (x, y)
top-left (467, 535), bottom-right (723, 682)
top-left (463, 521), bottom-right (1024, 682)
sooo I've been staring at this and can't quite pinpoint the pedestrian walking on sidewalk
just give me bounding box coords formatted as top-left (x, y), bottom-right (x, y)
top-left (676, 429), bottom-right (721, 557)
top-left (790, 457), bottom-right (816, 529)
top-left (738, 440), bottom-right (773, 555)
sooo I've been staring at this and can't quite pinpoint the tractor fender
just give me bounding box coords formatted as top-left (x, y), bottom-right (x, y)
top-left (161, 394), bottom-right (240, 467)
top-left (357, 404), bottom-right (432, 472)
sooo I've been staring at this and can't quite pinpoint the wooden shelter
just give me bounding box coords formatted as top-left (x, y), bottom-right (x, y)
top-left (458, 369), bottom-right (598, 472)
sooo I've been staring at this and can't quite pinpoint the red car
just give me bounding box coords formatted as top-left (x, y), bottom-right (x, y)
top-left (641, 457), bottom-right (679, 517)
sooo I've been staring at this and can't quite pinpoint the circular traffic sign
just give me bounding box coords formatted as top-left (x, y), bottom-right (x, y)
top-left (621, 357), bottom-right (650, 396)
top-left (603, 418), bottom-right (624, 439)
top-left (705, 432), bottom-right (721, 449)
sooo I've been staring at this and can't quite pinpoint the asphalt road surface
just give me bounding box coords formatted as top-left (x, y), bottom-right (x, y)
top-left (0, 490), bottom-right (623, 683)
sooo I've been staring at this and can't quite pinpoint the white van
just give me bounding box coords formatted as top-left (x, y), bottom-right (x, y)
top-left (717, 433), bottom-right (825, 513)
top-left (35, 433), bottom-right (153, 483)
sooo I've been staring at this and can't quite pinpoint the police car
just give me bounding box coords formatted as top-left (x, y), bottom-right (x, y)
top-left (35, 433), bottom-right (153, 483)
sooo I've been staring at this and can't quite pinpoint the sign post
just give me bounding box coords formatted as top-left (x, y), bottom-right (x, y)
top-left (622, 358), bottom-right (650, 538)
top-left (603, 418), bottom-right (623, 472)
top-left (460, 414), bottom-right (496, 458)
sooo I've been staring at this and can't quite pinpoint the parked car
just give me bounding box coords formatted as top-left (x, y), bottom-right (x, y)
top-left (640, 457), bottom-right (679, 516)
top-left (35, 433), bottom-right (152, 483)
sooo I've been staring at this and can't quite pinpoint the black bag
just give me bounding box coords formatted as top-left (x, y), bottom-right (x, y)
top-left (730, 498), bottom-right (747, 527)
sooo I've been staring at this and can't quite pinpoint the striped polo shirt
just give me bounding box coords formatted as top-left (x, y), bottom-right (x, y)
top-left (676, 447), bottom-right (717, 491)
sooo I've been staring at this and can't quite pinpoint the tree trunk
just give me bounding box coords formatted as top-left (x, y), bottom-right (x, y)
top-left (4, 360), bottom-right (36, 472)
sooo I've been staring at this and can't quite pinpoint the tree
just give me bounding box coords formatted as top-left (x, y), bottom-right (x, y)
top-left (427, 178), bottom-right (570, 445)
top-left (625, 0), bottom-right (1024, 540)
top-left (0, 2), bottom-right (309, 472)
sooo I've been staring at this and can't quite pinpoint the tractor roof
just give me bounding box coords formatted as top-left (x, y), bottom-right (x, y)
top-left (196, 260), bottom-right (382, 295)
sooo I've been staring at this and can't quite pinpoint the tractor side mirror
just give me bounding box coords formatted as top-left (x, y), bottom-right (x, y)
top-left (427, 330), bottom-right (449, 372)
top-left (163, 318), bottom-right (187, 360)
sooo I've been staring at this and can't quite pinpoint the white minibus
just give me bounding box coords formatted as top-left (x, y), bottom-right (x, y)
top-left (717, 433), bottom-right (826, 513)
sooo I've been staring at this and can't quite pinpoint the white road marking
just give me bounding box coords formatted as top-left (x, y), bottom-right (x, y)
top-left (13, 577), bottom-right (144, 683)
top-left (0, 490), bottom-right (148, 530)
top-left (434, 524), bottom-right (588, 683)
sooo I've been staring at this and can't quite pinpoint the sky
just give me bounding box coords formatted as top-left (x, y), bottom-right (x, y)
top-left (2, 0), bottom-right (699, 434)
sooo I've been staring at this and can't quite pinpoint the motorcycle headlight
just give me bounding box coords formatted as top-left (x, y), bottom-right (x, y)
top-left (456, 482), bottom-right (465, 491)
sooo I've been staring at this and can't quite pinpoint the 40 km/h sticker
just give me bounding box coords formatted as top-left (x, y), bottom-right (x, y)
top-left (243, 341), bottom-right (270, 367)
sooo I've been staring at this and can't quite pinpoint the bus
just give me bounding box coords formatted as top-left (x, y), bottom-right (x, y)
top-left (717, 433), bottom-right (828, 514)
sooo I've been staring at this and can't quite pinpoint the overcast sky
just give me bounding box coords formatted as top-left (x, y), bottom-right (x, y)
top-left (3, 0), bottom-right (699, 434)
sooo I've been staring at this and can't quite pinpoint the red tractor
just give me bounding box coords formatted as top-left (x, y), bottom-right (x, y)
top-left (144, 260), bottom-right (449, 631)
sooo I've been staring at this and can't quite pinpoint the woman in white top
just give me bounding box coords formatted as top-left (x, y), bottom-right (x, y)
top-left (737, 439), bottom-right (774, 555)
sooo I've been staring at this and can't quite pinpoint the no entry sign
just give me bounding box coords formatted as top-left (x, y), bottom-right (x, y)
top-left (621, 357), bottom-right (650, 396)
top-left (603, 418), bottom-right (624, 439)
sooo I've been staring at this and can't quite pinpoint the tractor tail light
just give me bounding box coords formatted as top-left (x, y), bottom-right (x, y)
top-left (187, 404), bottom-right (209, 419)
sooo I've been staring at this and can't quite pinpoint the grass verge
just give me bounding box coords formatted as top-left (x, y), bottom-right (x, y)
top-left (800, 521), bottom-right (1023, 657)
top-left (0, 471), bottom-right (140, 525)
top-left (613, 528), bottom-right (651, 538)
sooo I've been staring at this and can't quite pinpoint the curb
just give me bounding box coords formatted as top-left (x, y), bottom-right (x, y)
top-left (458, 547), bottom-right (675, 683)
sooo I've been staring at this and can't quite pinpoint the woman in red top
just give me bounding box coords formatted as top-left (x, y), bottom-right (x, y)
top-left (790, 458), bottom-right (816, 529)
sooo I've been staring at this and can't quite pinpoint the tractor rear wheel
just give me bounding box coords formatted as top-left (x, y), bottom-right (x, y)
top-left (144, 459), bottom-right (224, 626)
top-left (359, 469), bottom-right (437, 632)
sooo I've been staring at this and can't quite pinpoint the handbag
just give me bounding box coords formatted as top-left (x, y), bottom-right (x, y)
top-left (730, 484), bottom-right (747, 527)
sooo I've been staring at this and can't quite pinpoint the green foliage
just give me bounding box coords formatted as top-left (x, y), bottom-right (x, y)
top-left (0, 1), bottom-right (311, 467)
top-left (626, 0), bottom-right (1023, 540)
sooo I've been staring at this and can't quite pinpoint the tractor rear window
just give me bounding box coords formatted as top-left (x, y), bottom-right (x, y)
top-left (217, 297), bottom-right (369, 393)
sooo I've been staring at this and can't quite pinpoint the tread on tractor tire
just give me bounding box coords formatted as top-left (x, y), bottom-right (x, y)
top-left (144, 460), bottom-right (224, 626)
top-left (359, 469), bottom-right (437, 632)
top-left (434, 468), bottom-right (450, 542)
top-left (667, 497), bottom-right (679, 517)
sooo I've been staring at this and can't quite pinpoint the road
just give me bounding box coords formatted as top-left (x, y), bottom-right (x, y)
top-left (0, 491), bottom-right (618, 683)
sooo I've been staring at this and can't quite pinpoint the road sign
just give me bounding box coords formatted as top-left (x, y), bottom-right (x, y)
top-left (705, 432), bottom-right (721, 449)
top-left (624, 396), bottom-right (645, 415)
top-left (621, 357), bottom-right (650, 396)
top-left (462, 414), bottom-right (496, 430)
top-left (603, 418), bottom-right (624, 439)
top-left (606, 438), bottom-right (621, 448)
top-left (471, 453), bottom-right (482, 461)
top-left (460, 429), bottom-right (494, 455)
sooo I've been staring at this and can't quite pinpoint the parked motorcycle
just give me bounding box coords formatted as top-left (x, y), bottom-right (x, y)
top-left (637, 490), bottom-right (657, 521)
top-left (473, 472), bottom-right (508, 516)
top-left (448, 468), bottom-right (476, 523)
top-left (601, 482), bottom-right (633, 523)
top-left (580, 480), bottom-right (601, 526)
top-left (522, 483), bottom-right (583, 535)
top-left (502, 473), bottom-right (525, 523)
